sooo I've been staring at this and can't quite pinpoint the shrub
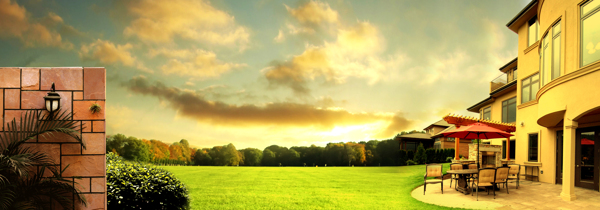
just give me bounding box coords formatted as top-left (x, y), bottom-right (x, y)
top-left (107, 153), bottom-right (189, 209)
top-left (446, 157), bottom-right (454, 162)
top-left (425, 148), bottom-right (435, 163)
top-left (406, 150), bottom-right (415, 161)
top-left (406, 159), bottom-right (418, 165)
top-left (398, 150), bottom-right (407, 166)
top-left (413, 143), bottom-right (427, 164)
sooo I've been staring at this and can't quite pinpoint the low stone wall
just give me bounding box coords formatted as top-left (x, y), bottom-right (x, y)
top-left (1, 67), bottom-right (106, 209)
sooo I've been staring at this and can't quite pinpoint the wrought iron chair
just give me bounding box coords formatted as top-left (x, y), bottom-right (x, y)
top-left (472, 168), bottom-right (496, 201)
top-left (493, 167), bottom-right (510, 195)
top-left (449, 163), bottom-right (463, 188)
top-left (507, 164), bottom-right (520, 189)
top-left (423, 164), bottom-right (443, 195)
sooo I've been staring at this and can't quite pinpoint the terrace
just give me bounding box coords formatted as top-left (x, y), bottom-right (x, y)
top-left (489, 71), bottom-right (516, 93)
top-left (413, 179), bottom-right (600, 209)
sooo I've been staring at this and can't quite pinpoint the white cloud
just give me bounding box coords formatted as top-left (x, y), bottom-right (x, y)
top-left (123, 0), bottom-right (250, 51)
top-left (79, 39), bottom-right (152, 73)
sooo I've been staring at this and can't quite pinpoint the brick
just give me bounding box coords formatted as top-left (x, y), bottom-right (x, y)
top-left (39, 131), bottom-right (81, 143)
top-left (82, 133), bottom-right (105, 154)
top-left (76, 178), bottom-right (91, 193)
top-left (91, 178), bottom-right (105, 192)
top-left (21, 91), bottom-right (72, 113)
top-left (62, 143), bottom-right (82, 155)
top-left (0, 68), bottom-right (20, 88)
top-left (74, 91), bottom-right (83, 100)
top-left (4, 110), bottom-right (26, 129)
top-left (62, 155), bottom-right (105, 177)
top-left (23, 143), bottom-right (60, 164)
top-left (41, 67), bottom-right (83, 90)
top-left (5, 89), bottom-right (20, 109)
top-left (83, 68), bottom-right (105, 100)
top-left (92, 121), bottom-right (105, 132)
top-left (0, 90), bottom-right (3, 131)
top-left (22, 68), bottom-right (40, 90)
top-left (82, 121), bottom-right (92, 132)
top-left (76, 193), bottom-right (105, 210)
top-left (73, 101), bottom-right (105, 120)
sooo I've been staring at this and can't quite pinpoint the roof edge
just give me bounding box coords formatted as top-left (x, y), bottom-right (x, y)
top-left (506, 0), bottom-right (538, 29)
top-left (499, 57), bottom-right (518, 71)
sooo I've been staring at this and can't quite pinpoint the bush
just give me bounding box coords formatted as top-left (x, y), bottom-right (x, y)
top-left (413, 143), bottom-right (427, 164)
top-left (406, 150), bottom-right (415, 161)
top-left (107, 152), bottom-right (189, 209)
top-left (446, 157), bottom-right (454, 162)
top-left (425, 148), bottom-right (436, 163)
top-left (406, 159), bottom-right (418, 165)
top-left (398, 150), bottom-right (407, 166)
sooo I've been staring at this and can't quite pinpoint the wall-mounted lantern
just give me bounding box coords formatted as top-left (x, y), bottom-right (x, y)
top-left (44, 83), bottom-right (61, 113)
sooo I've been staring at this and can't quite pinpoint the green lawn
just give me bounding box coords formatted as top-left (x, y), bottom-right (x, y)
top-left (162, 163), bottom-right (464, 210)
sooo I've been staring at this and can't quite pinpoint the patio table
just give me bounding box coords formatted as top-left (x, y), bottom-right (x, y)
top-left (447, 169), bottom-right (478, 195)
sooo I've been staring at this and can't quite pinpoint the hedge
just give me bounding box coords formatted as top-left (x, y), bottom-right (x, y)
top-left (107, 152), bottom-right (190, 209)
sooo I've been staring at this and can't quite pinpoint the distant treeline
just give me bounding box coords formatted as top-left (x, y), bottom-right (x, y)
top-left (106, 134), bottom-right (455, 166)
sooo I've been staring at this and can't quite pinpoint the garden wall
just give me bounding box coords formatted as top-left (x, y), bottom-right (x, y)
top-left (0, 67), bottom-right (106, 210)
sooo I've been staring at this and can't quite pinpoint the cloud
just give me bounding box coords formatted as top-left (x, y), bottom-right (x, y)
top-left (285, 0), bottom-right (339, 26)
top-left (123, 76), bottom-right (412, 137)
top-left (264, 21), bottom-right (400, 95)
top-left (274, 30), bottom-right (285, 43)
top-left (79, 39), bottom-right (151, 73)
top-left (122, 0), bottom-right (250, 50)
top-left (0, 0), bottom-right (73, 49)
top-left (159, 49), bottom-right (246, 79)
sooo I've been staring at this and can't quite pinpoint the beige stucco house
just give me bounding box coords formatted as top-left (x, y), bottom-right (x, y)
top-left (466, 0), bottom-right (600, 201)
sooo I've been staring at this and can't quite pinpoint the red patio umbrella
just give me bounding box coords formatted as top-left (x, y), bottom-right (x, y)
top-left (582, 138), bottom-right (594, 145)
top-left (441, 122), bottom-right (514, 169)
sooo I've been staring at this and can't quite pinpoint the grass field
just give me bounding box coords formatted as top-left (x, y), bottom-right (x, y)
top-left (162, 163), bottom-right (462, 210)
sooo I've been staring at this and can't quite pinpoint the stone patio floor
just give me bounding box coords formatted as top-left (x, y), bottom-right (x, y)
top-left (412, 179), bottom-right (600, 209)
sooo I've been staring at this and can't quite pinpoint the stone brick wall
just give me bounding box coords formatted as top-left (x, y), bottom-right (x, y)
top-left (468, 144), bottom-right (502, 168)
top-left (1, 67), bottom-right (106, 210)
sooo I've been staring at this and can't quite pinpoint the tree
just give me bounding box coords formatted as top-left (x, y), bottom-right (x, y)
top-left (178, 139), bottom-right (191, 163)
top-left (242, 148), bottom-right (263, 166)
top-left (122, 137), bottom-right (151, 162)
top-left (222, 143), bottom-right (240, 166)
top-left (262, 149), bottom-right (276, 166)
top-left (169, 143), bottom-right (185, 162)
top-left (414, 143), bottom-right (427, 164)
top-left (106, 133), bottom-right (128, 155)
top-left (285, 149), bottom-right (300, 166)
top-left (194, 149), bottom-right (212, 165)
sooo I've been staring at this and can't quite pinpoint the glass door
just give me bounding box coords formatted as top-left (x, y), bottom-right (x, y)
top-left (575, 128), bottom-right (598, 190)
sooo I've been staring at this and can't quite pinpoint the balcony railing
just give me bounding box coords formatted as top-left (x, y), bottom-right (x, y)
top-left (490, 73), bottom-right (515, 93)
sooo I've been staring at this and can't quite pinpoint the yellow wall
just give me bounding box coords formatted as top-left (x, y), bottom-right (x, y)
top-left (511, 0), bottom-right (600, 184)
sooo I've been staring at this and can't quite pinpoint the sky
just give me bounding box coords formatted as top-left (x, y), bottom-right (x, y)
top-left (0, 0), bottom-right (530, 150)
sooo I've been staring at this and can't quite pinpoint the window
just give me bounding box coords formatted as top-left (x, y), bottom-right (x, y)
top-left (434, 138), bottom-right (440, 142)
top-left (434, 142), bottom-right (441, 149)
top-left (528, 134), bottom-right (539, 162)
top-left (447, 137), bottom-right (455, 142)
top-left (528, 16), bottom-right (539, 46)
top-left (540, 21), bottom-right (561, 87)
top-left (502, 140), bottom-right (516, 160)
top-left (502, 97), bottom-right (517, 123)
top-left (521, 73), bottom-right (540, 103)
top-left (482, 107), bottom-right (491, 120)
top-left (512, 68), bottom-right (518, 81)
top-left (581, 0), bottom-right (600, 66)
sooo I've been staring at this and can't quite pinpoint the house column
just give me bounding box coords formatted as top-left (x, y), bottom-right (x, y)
top-left (506, 137), bottom-right (511, 161)
top-left (561, 119), bottom-right (577, 201)
top-left (455, 138), bottom-right (460, 160)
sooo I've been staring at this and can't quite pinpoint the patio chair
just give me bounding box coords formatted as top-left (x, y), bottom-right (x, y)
top-left (493, 167), bottom-right (510, 195)
top-left (472, 168), bottom-right (496, 201)
top-left (467, 163), bottom-right (478, 184)
top-left (449, 163), bottom-right (463, 188)
top-left (423, 164), bottom-right (443, 195)
top-left (507, 164), bottom-right (520, 189)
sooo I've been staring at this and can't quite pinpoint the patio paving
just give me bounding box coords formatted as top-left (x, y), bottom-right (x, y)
top-left (412, 179), bottom-right (600, 209)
